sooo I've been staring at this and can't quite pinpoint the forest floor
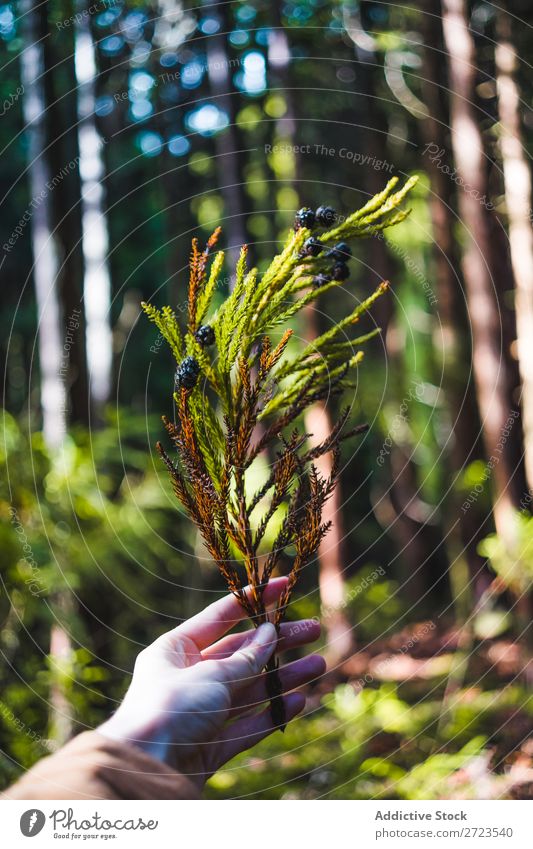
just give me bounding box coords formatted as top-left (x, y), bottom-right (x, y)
top-left (207, 619), bottom-right (533, 800)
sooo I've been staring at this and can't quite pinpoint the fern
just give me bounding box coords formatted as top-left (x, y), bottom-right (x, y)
top-left (142, 177), bottom-right (417, 727)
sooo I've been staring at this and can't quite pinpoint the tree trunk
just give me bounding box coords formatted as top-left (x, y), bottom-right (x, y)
top-left (20, 0), bottom-right (73, 745)
top-left (495, 10), bottom-right (533, 497)
top-left (344, 5), bottom-right (451, 608)
top-left (152, 0), bottom-right (197, 307)
top-left (41, 0), bottom-right (89, 426)
top-left (419, 0), bottom-right (490, 598)
top-left (441, 0), bottom-right (526, 547)
top-left (20, 0), bottom-right (66, 448)
top-left (74, 1), bottom-right (113, 409)
top-left (205, 0), bottom-right (248, 270)
top-left (268, 3), bottom-right (354, 659)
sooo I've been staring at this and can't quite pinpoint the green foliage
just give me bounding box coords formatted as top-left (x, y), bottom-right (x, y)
top-left (0, 410), bottom-right (196, 787)
top-left (479, 512), bottom-right (533, 593)
top-left (3, 0), bottom-right (531, 801)
top-left (142, 189), bottom-right (414, 584)
top-left (344, 569), bottom-right (408, 642)
top-left (206, 680), bottom-right (532, 800)
top-left (141, 178), bottom-right (417, 576)
top-left (143, 177), bottom-right (417, 421)
top-left (142, 180), bottom-right (417, 723)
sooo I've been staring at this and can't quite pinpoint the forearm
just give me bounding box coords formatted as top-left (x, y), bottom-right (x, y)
top-left (2, 731), bottom-right (200, 800)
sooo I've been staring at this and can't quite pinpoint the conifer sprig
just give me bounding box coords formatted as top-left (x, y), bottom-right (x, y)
top-left (142, 177), bottom-right (417, 728)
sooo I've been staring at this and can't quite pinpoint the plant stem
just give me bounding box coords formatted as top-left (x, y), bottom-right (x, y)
top-left (255, 595), bottom-right (286, 730)
top-left (264, 653), bottom-right (286, 731)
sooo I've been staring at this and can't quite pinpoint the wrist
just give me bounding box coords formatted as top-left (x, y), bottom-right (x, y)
top-left (99, 709), bottom-right (173, 767)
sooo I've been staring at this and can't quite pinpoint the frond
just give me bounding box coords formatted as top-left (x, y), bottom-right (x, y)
top-left (144, 176), bottom-right (416, 694)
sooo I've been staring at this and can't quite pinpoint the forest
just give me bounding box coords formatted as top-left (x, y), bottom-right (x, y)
top-left (1, 0), bottom-right (533, 800)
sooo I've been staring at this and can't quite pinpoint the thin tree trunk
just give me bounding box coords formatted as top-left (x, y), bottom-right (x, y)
top-left (205, 0), bottom-right (247, 269)
top-left (41, 0), bottom-right (89, 425)
top-left (74, 1), bottom-right (113, 408)
top-left (441, 0), bottom-right (526, 547)
top-left (306, 397), bottom-right (354, 660)
top-left (344, 5), bottom-right (451, 607)
top-left (268, 5), bottom-right (298, 149)
top-left (419, 0), bottom-right (490, 597)
top-left (20, 1), bottom-right (65, 448)
top-left (152, 0), bottom-right (196, 306)
top-left (268, 4), bottom-right (354, 659)
top-left (495, 10), bottom-right (533, 496)
top-left (20, 0), bottom-right (73, 745)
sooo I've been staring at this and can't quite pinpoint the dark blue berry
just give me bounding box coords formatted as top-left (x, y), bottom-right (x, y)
top-left (332, 262), bottom-right (350, 281)
top-left (315, 205), bottom-right (336, 226)
top-left (327, 242), bottom-right (352, 262)
top-left (301, 237), bottom-right (324, 258)
top-left (313, 273), bottom-right (331, 288)
top-left (175, 356), bottom-right (200, 390)
top-left (195, 325), bottom-right (215, 347)
top-left (294, 207), bottom-right (316, 230)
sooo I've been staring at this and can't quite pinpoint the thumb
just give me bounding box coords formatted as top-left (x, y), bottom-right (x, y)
top-left (217, 622), bottom-right (277, 692)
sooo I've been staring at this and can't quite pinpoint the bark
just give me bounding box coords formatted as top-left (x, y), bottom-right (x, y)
top-left (495, 10), bottom-right (533, 496)
top-left (304, 397), bottom-right (354, 660)
top-left (74, 2), bottom-right (113, 408)
top-left (441, 0), bottom-right (526, 546)
top-left (20, 0), bottom-right (73, 744)
top-left (152, 0), bottom-right (197, 306)
top-left (205, 0), bottom-right (248, 270)
top-left (268, 3), bottom-right (298, 153)
top-left (345, 5), bottom-right (451, 606)
top-left (269, 2), bottom-right (354, 659)
top-left (419, 0), bottom-right (490, 597)
top-left (20, 0), bottom-right (66, 449)
top-left (41, 0), bottom-right (89, 425)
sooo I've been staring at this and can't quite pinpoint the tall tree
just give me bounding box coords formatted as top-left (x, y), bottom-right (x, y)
top-left (20, 0), bottom-right (66, 449)
top-left (41, 0), bottom-right (90, 425)
top-left (419, 0), bottom-right (489, 596)
top-left (74, 2), bottom-right (113, 409)
top-left (495, 9), bottom-right (533, 496)
top-left (153, 0), bottom-right (197, 305)
top-left (441, 0), bottom-right (526, 547)
top-left (204, 0), bottom-right (247, 269)
top-left (344, 4), bottom-right (451, 606)
top-left (20, 0), bottom-right (73, 745)
top-left (268, 3), bottom-right (354, 660)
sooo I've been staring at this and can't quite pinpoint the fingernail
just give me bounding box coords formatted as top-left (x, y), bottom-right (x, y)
top-left (252, 622), bottom-right (277, 649)
top-left (237, 623), bottom-right (277, 674)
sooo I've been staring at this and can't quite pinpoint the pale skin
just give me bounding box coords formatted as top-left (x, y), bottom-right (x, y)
top-left (99, 576), bottom-right (326, 792)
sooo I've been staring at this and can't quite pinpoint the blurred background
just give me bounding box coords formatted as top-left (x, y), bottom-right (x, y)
top-left (1, 0), bottom-right (533, 799)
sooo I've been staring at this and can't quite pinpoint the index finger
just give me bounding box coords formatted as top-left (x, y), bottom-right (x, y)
top-left (166, 576), bottom-right (288, 651)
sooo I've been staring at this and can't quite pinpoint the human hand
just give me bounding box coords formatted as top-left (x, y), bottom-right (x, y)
top-left (99, 577), bottom-right (325, 790)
